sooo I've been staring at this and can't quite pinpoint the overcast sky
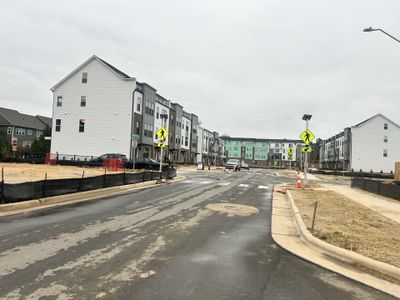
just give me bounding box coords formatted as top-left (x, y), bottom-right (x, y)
top-left (1, 0), bottom-right (399, 140)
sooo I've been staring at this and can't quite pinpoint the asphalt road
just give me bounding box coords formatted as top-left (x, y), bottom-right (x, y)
top-left (0, 169), bottom-right (395, 299)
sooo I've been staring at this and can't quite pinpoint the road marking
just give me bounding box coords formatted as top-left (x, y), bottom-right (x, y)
top-left (218, 182), bottom-right (230, 186)
top-left (258, 185), bottom-right (269, 189)
top-left (183, 180), bottom-right (194, 183)
top-left (200, 181), bottom-right (212, 184)
top-left (238, 184), bottom-right (249, 188)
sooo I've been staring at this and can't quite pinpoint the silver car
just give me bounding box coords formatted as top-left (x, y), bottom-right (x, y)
top-left (225, 159), bottom-right (241, 170)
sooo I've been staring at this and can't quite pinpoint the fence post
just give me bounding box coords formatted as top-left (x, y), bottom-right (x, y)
top-left (311, 201), bottom-right (319, 232)
top-left (43, 173), bottom-right (47, 198)
top-left (123, 168), bottom-right (126, 185)
top-left (103, 168), bottom-right (106, 188)
top-left (79, 171), bottom-right (85, 192)
top-left (1, 167), bottom-right (4, 204)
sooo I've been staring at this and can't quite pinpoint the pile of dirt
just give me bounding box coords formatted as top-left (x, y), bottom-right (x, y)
top-left (0, 163), bottom-right (130, 183)
top-left (291, 185), bottom-right (400, 270)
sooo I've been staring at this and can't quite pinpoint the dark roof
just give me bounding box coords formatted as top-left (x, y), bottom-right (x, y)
top-left (98, 57), bottom-right (131, 79)
top-left (352, 113), bottom-right (400, 128)
top-left (36, 115), bottom-right (52, 128)
top-left (0, 107), bottom-right (49, 130)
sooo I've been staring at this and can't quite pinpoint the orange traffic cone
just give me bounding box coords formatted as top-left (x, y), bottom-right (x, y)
top-left (297, 172), bottom-right (302, 188)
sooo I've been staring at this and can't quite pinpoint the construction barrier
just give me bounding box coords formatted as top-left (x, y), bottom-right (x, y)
top-left (0, 168), bottom-right (176, 204)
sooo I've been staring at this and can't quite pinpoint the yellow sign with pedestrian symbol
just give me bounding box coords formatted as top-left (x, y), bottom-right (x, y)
top-left (288, 154), bottom-right (293, 160)
top-left (288, 148), bottom-right (294, 154)
top-left (156, 128), bottom-right (168, 140)
top-left (299, 129), bottom-right (315, 145)
top-left (301, 145), bottom-right (312, 153)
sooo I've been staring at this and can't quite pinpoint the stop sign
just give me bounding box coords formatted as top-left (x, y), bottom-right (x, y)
top-left (12, 140), bottom-right (17, 147)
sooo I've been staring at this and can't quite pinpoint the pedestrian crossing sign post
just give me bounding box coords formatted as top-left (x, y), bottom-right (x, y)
top-left (301, 145), bottom-right (312, 153)
top-left (156, 128), bottom-right (168, 140)
top-left (299, 129), bottom-right (315, 145)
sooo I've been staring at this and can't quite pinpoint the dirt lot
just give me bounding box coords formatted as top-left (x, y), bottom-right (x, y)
top-left (0, 163), bottom-right (128, 183)
top-left (290, 183), bottom-right (400, 281)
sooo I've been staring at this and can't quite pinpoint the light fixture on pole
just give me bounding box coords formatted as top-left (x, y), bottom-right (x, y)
top-left (363, 27), bottom-right (400, 44)
top-left (302, 114), bottom-right (312, 185)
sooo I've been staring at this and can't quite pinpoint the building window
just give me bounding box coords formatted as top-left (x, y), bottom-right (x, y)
top-left (55, 119), bottom-right (61, 132)
top-left (16, 128), bottom-right (25, 135)
top-left (275, 143), bottom-right (279, 147)
top-left (81, 96), bottom-right (86, 107)
top-left (135, 121), bottom-right (140, 134)
top-left (57, 96), bottom-right (62, 107)
top-left (27, 129), bottom-right (33, 136)
top-left (383, 149), bottom-right (388, 157)
top-left (7, 127), bottom-right (12, 135)
top-left (82, 72), bottom-right (88, 83)
top-left (156, 107), bottom-right (159, 119)
top-left (384, 123), bottom-right (388, 130)
top-left (79, 119), bottom-right (85, 132)
top-left (384, 136), bottom-right (388, 143)
top-left (137, 101), bottom-right (141, 112)
top-left (145, 101), bottom-right (154, 116)
top-left (144, 124), bottom-right (153, 137)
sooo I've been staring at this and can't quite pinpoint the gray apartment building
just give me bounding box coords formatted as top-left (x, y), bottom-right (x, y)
top-left (170, 102), bottom-right (183, 162)
top-left (190, 114), bottom-right (199, 163)
top-left (138, 83), bottom-right (157, 158)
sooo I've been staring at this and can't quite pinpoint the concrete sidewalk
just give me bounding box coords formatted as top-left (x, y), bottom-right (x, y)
top-left (271, 186), bottom-right (400, 299)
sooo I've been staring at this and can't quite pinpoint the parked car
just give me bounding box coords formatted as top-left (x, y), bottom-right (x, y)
top-left (131, 157), bottom-right (168, 170)
top-left (225, 159), bottom-right (241, 171)
top-left (241, 161), bottom-right (249, 170)
top-left (91, 153), bottom-right (128, 163)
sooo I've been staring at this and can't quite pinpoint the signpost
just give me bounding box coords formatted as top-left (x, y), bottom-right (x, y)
top-left (300, 114), bottom-right (314, 185)
top-left (131, 134), bottom-right (140, 169)
top-left (11, 140), bottom-right (17, 152)
top-left (156, 127), bottom-right (168, 173)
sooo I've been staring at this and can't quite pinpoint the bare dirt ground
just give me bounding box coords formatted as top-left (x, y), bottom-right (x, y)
top-left (0, 163), bottom-right (130, 183)
top-left (289, 184), bottom-right (400, 275)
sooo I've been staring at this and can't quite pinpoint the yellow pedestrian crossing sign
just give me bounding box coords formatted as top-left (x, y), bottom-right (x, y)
top-left (301, 145), bottom-right (312, 153)
top-left (156, 128), bottom-right (168, 139)
top-left (288, 148), bottom-right (294, 154)
top-left (288, 154), bottom-right (293, 160)
top-left (299, 129), bottom-right (315, 145)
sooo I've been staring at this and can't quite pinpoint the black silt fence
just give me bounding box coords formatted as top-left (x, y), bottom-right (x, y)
top-left (1, 168), bottom-right (177, 204)
top-left (351, 178), bottom-right (400, 201)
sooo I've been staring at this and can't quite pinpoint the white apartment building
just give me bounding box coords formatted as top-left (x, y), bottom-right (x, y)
top-left (320, 114), bottom-right (400, 173)
top-left (50, 55), bottom-right (137, 159)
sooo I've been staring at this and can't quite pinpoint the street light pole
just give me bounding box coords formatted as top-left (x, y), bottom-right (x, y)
top-left (363, 27), bottom-right (400, 44)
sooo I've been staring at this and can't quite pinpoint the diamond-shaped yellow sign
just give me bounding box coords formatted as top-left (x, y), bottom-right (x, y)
top-left (288, 154), bottom-right (293, 160)
top-left (299, 129), bottom-right (315, 145)
top-left (156, 127), bottom-right (168, 139)
top-left (288, 147), bottom-right (294, 154)
top-left (301, 145), bottom-right (312, 153)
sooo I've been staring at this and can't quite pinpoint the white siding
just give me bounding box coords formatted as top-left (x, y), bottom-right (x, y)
top-left (351, 115), bottom-right (400, 173)
top-left (51, 58), bottom-right (136, 157)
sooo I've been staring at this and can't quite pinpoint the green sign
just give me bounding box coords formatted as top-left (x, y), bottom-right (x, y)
top-left (132, 134), bottom-right (140, 141)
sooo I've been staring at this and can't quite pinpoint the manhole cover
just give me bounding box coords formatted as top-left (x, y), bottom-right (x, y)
top-left (206, 203), bottom-right (259, 216)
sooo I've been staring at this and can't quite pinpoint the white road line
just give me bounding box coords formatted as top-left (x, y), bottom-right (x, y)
top-left (182, 180), bottom-right (194, 183)
top-left (218, 182), bottom-right (230, 186)
top-left (238, 184), bottom-right (249, 188)
top-left (200, 181), bottom-right (212, 184)
top-left (258, 185), bottom-right (269, 189)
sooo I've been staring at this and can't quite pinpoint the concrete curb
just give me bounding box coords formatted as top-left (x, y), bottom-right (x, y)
top-left (286, 189), bottom-right (400, 282)
top-left (0, 175), bottom-right (186, 215)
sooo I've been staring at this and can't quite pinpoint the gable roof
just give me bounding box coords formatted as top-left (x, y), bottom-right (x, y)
top-left (51, 55), bottom-right (135, 91)
top-left (352, 113), bottom-right (400, 129)
top-left (36, 115), bottom-right (52, 128)
top-left (0, 107), bottom-right (48, 130)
